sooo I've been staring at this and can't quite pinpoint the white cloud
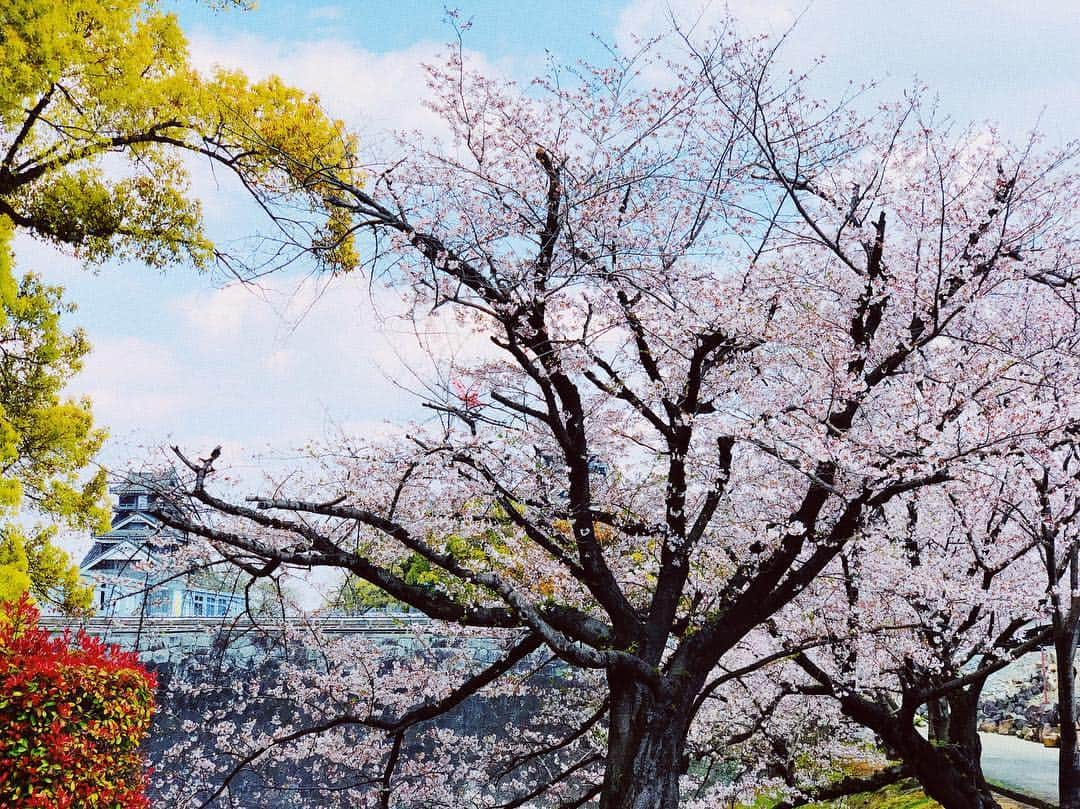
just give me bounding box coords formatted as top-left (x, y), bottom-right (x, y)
top-left (10, 231), bottom-right (85, 279)
top-left (185, 33), bottom-right (473, 147)
top-left (160, 272), bottom-right (497, 450)
top-left (263, 348), bottom-right (298, 374)
top-left (179, 281), bottom-right (270, 340)
top-left (307, 5), bottom-right (345, 21)
top-left (175, 273), bottom-right (490, 368)
top-left (70, 336), bottom-right (191, 427)
top-left (614, 0), bottom-right (1079, 144)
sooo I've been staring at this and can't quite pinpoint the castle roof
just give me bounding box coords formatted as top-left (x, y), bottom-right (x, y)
top-left (79, 470), bottom-right (184, 571)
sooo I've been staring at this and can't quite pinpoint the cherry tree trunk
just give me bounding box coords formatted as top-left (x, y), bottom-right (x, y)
top-left (901, 738), bottom-right (995, 809)
top-left (946, 686), bottom-right (998, 809)
top-left (927, 697), bottom-right (951, 743)
top-left (1055, 629), bottom-right (1080, 809)
top-left (599, 676), bottom-right (690, 809)
top-left (845, 699), bottom-right (996, 809)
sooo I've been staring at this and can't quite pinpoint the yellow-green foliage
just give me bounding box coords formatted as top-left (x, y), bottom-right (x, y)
top-left (811, 782), bottom-right (941, 809)
top-left (0, 218), bottom-right (104, 613)
top-left (0, 0), bottom-right (363, 614)
top-left (0, 0), bottom-right (360, 272)
top-left (335, 551), bottom-right (458, 613)
top-left (334, 522), bottom-right (513, 612)
top-left (0, 531), bottom-right (30, 603)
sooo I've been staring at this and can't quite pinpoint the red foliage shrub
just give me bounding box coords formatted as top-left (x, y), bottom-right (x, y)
top-left (0, 596), bottom-right (156, 808)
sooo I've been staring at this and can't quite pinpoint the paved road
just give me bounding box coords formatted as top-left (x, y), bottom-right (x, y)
top-left (980, 732), bottom-right (1058, 804)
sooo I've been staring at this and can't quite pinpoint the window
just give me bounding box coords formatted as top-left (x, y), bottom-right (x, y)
top-left (191, 593), bottom-right (205, 617)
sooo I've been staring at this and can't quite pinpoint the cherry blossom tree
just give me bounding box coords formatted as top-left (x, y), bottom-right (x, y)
top-left (977, 435), bottom-right (1080, 809)
top-left (155, 23), bottom-right (1080, 809)
top-left (782, 474), bottom-right (1052, 809)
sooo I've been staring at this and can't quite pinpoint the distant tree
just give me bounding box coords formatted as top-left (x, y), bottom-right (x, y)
top-left (331, 571), bottom-right (405, 614)
top-left (785, 479), bottom-right (1049, 809)
top-left (187, 561), bottom-right (293, 618)
top-left (159, 23), bottom-right (1078, 809)
top-left (0, 0), bottom-right (362, 611)
top-left (983, 436), bottom-right (1080, 809)
top-left (329, 516), bottom-right (520, 613)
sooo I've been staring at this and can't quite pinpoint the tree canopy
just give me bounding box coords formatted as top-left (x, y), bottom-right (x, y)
top-left (0, 0), bottom-right (362, 612)
top-left (153, 22), bottom-right (1080, 809)
top-left (0, 0), bottom-right (360, 273)
top-left (0, 218), bottom-right (103, 612)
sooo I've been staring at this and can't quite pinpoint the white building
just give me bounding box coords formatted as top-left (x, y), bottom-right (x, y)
top-left (79, 473), bottom-right (244, 618)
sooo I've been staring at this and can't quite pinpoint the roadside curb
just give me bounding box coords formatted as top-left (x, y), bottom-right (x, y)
top-left (990, 782), bottom-right (1057, 809)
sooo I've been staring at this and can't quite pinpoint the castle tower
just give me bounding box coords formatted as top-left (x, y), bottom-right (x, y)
top-left (79, 472), bottom-right (243, 618)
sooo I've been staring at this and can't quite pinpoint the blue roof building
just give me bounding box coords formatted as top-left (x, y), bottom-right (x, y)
top-left (79, 472), bottom-right (244, 618)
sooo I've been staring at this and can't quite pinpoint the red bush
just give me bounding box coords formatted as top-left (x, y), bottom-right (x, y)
top-left (0, 597), bottom-right (156, 808)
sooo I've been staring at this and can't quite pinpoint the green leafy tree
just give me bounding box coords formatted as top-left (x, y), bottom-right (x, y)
top-left (331, 517), bottom-right (521, 613)
top-left (332, 555), bottom-right (431, 614)
top-left (189, 564), bottom-right (290, 618)
top-left (0, 0), bottom-right (361, 612)
top-left (0, 220), bottom-right (103, 613)
top-left (0, 0), bottom-right (360, 271)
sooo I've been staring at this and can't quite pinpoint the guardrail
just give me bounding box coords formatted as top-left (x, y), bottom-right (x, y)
top-left (38, 613), bottom-right (435, 636)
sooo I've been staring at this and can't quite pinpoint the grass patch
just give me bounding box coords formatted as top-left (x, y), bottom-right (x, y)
top-left (742, 780), bottom-right (940, 809)
top-left (807, 781), bottom-right (940, 809)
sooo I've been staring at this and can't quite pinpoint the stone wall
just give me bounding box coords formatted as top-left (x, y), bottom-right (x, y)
top-left (980, 651), bottom-right (1063, 745)
top-left (44, 616), bottom-right (567, 807)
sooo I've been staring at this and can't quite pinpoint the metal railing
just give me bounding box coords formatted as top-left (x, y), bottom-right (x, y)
top-left (39, 612), bottom-right (434, 637)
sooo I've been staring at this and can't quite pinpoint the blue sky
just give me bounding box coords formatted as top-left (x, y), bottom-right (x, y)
top-left (173, 0), bottom-right (627, 60)
top-left (15, 0), bottom-right (1080, 488)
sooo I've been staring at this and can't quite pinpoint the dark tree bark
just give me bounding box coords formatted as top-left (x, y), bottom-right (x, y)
top-left (1039, 468), bottom-right (1080, 809)
top-left (797, 654), bottom-right (1003, 809)
top-left (945, 682), bottom-right (999, 809)
top-left (927, 697), bottom-right (950, 743)
top-left (600, 675), bottom-right (691, 809)
top-left (854, 703), bottom-right (994, 809)
top-left (1055, 609), bottom-right (1080, 809)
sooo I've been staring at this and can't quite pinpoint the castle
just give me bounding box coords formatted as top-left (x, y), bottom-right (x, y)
top-left (78, 472), bottom-right (244, 618)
